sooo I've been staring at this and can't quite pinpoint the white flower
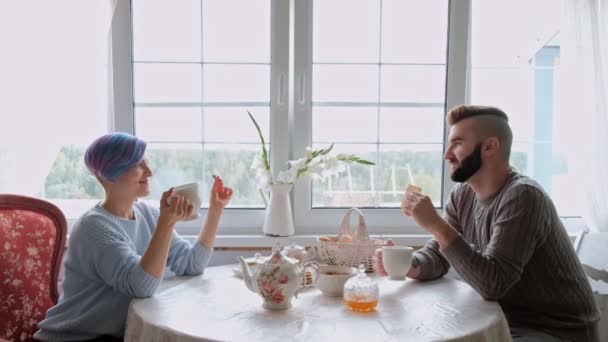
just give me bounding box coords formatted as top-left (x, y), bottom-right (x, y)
top-left (250, 154), bottom-right (266, 170)
top-left (248, 111), bottom-right (374, 191)
top-left (288, 157), bottom-right (308, 170)
top-left (255, 169), bottom-right (272, 189)
top-left (27, 246), bottom-right (38, 256)
top-left (322, 157), bottom-right (346, 178)
top-left (277, 168), bottom-right (297, 184)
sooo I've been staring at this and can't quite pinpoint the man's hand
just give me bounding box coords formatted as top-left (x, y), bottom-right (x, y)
top-left (402, 190), bottom-right (459, 249)
top-left (406, 257), bottom-right (422, 279)
top-left (401, 191), bottom-right (443, 233)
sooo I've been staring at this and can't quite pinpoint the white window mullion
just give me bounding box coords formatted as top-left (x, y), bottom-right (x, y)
top-left (293, 0), bottom-right (315, 233)
top-left (443, 0), bottom-right (471, 198)
top-left (293, 0), bottom-right (417, 235)
top-left (110, 0), bottom-right (135, 134)
top-left (270, 0), bottom-right (290, 180)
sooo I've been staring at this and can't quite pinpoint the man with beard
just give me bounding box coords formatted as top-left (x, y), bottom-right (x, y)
top-left (401, 105), bottom-right (599, 341)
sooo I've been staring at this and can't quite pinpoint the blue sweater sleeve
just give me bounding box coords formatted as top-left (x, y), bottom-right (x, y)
top-left (166, 232), bottom-right (213, 276)
top-left (146, 205), bottom-right (213, 276)
top-left (75, 216), bottom-right (161, 298)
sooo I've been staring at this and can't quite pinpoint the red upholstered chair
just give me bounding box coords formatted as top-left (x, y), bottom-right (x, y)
top-left (0, 194), bottom-right (67, 342)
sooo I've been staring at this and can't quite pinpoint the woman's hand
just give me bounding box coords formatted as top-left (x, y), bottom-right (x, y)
top-left (159, 189), bottom-right (194, 226)
top-left (209, 175), bottom-right (233, 211)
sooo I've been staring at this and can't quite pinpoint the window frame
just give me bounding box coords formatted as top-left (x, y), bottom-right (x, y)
top-left (291, 0), bottom-right (467, 235)
top-left (108, 0), bottom-right (585, 237)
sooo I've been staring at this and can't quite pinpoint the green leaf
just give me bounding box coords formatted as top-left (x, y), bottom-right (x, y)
top-left (354, 158), bottom-right (375, 165)
top-left (247, 110), bottom-right (271, 171)
top-left (321, 143), bottom-right (334, 155)
top-left (297, 166), bottom-right (308, 177)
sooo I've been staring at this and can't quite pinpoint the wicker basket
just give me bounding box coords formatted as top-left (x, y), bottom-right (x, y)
top-left (317, 208), bottom-right (383, 272)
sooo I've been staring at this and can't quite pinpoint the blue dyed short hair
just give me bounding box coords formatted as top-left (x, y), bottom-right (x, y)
top-left (84, 132), bottom-right (147, 181)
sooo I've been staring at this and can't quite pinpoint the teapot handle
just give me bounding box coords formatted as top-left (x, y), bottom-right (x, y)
top-left (295, 261), bottom-right (319, 297)
top-left (306, 246), bottom-right (317, 262)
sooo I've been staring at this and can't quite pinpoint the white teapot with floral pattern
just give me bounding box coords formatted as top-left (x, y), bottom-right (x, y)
top-left (238, 245), bottom-right (319, 310)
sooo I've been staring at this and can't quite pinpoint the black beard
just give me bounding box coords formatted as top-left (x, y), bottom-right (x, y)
top-left (451, 144), bottom-right (482, 182)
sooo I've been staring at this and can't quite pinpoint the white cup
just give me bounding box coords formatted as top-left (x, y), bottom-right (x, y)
top-left (382, 246), bottom-right (414, 280)
top-left (317, 265), bottom-right (356, 297)
top-left (168, 182), bottom-right (201, 221)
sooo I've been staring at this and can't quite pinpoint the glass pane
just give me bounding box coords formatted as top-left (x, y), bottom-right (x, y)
top-left (376, 144), bottom-right (443, 207)
top-left (313, 107), bottom-right (377, 143)
top-left (203, 0), bottom-right (270, 62)
top-left (134, 63), bottom-right (202, 103)
top-left (145, 143), bottom-right (204, 203)
top-left (135, 107), bottom-right (203, 143)
top-left (132, 0), bottom-right (201, 62)
top-left (311, 144), bottom-right (377, 208)
top-left (511, 142), bottom-right (531, 175)
top-left (203, 144), bottom-right (265, 208)
top-left (204, 107), bottom-right (270, 143)
top-left (381, 0), bottom-right (448, 63)
top-left (203, 64), bottom-right (270, 102)
top-left (44, 145), bottom-right (104, 200)
top-left (471, 0), bottom-right (578, 215)
top-left (313, 0), bottom-right (380, 63)
top-left (379, 108), bottom-right (444, 143)
top-left (380, 65), bottom-right (446, 103)
top-left (313, 65), bottom-right (378, 102)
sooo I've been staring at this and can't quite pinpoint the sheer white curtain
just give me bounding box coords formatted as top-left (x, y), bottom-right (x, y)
top-left (562, 0), bottom-right (608, 232)
top-left (0, 1), bottom-right (115, 196)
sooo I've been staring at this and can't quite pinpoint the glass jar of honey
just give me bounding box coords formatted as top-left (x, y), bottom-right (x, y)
top-left (343, 264), bottom-right (378, 312)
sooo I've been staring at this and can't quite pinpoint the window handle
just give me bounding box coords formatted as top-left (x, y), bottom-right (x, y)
top-left (298, 72), bottom-right (306, 105)
top-left (278, 73), bottom-right (286, 105)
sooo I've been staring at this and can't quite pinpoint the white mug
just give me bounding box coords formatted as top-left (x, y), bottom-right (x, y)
top-left (382, 246), bottom-right (414, 280)
top-left (167, 182), bottom-right (201, 221)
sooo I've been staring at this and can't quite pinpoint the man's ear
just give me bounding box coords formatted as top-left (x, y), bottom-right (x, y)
top-left (483, 137), bottom-right (500, 157)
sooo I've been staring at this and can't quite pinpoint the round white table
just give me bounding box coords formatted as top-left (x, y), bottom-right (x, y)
top-left (125, 264), bottom-right (511, 342)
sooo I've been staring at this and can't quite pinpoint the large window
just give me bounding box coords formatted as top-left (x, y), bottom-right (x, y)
top-left (310, 0), bottom-right (448, 208)
top-left (131, 0), bottom-right (271, 207)
top-left (1, 0), bottom-right (583, 235)
top-left (469, 0), bottom-right (580, 216)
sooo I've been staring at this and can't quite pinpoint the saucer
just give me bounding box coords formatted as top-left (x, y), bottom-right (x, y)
top-left (232, 266), bottom-right (244, 278)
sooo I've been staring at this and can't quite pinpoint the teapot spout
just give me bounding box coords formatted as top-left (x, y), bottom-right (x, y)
top-left (238, 256), bottom-right (257, 293)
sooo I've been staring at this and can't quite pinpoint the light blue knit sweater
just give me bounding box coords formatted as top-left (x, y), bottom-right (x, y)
top-left (34, 201), bottom-right (212, 341)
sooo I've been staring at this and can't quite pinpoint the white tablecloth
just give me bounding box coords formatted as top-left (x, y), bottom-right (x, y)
top-left (125, 265), bottom-right (511, 342)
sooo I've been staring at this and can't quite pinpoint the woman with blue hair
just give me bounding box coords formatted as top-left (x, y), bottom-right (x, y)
top-left (35, 132), bottom-right (233, 341)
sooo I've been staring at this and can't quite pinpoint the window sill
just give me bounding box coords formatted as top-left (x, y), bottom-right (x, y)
top-left (191, 234), bottom-right (431, 248)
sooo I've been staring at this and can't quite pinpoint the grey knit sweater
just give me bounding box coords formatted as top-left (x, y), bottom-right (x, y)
top-left (412, 171), bottom-right (600, 341)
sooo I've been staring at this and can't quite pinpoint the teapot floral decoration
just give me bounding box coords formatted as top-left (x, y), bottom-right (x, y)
top-left (238, 244), bottom-right (319, 310)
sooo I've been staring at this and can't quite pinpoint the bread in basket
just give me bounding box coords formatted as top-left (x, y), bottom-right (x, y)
top-left (317, 208), bottom-right (384, 272)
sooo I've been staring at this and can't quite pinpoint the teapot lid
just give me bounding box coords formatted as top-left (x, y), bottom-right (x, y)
top-left (282, 241), bottom-right (305, 253)
top-left (265, 244), bottom-right (298, 265)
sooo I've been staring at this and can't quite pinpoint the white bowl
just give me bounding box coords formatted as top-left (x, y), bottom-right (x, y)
top-left (317, 265), bottom-right (356, 297)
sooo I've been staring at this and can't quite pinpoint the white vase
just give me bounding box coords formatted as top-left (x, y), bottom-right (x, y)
top-left (262, 183), bottom-right (295, 237)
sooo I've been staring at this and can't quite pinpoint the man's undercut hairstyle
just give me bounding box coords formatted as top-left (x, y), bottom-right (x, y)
top-left (447, 105), bottom-right (513, 159)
